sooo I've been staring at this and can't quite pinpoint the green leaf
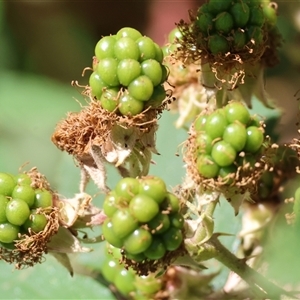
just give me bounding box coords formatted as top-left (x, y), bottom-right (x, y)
top-left (0, 71), bottom-right (79, 178)
top-left (0, 255), bottom-right (114, 299)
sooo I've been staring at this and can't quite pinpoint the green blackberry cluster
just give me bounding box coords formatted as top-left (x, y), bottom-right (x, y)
top-left (194, 102), bottom-right (264, 181)
top-left (102, 176), bottom-right (184, 262)
top-left (89, 27), bottom-right (168, 116)
top-left (0, 172), bottom-right (52, 246)
top-left (101, 243), bottom-right (162, 298)
top-left (195, 0), bottom-right (277, 55)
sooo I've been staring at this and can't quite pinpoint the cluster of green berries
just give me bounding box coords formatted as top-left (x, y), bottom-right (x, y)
top-left (89, 27), bottom-right (168, 116)
top-left (101, 243), bottom-right (162, 298)
top-left (195, 0), bottom-right (277, 54)
top-left (0, 172), bottom-right (52, 245)
top-left (194, 102), bottom-right (264, 181)
top-left (102, 176), bottom-right (184, 262)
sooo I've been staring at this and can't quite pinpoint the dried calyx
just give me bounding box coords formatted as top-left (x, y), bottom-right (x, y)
top-left (52, 96), bottom-right (165, 192)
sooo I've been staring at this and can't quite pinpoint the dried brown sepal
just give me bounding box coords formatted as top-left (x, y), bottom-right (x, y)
top-left (25, 166), bottom-right (52, 190)
top-left (121, 242), bottom-right (186, 277)
top-left (51, 95), bottom-right (167, 159)
top-left (51, 92), bottom-right (170, 190)
top-left (0, 207), bottom-right (59, 269)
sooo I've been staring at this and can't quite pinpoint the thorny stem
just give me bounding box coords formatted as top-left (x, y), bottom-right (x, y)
top-left (203, 235), bottom-right (291, 299)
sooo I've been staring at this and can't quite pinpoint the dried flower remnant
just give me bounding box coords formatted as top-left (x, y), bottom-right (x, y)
top-left (52, 98), bottom-right (164, 192)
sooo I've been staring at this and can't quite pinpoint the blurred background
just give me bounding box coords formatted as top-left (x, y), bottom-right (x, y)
top-left (1, 0), bottom-right (200, 83)
top-left (0, 0), bottom-right (300, 298)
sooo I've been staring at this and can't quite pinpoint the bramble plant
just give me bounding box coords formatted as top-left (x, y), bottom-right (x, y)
top-left (2, 0), bottom-right (300, 299)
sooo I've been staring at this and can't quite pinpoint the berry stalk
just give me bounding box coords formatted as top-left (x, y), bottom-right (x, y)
top-left (203, 234), bottom-right (292, 299)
